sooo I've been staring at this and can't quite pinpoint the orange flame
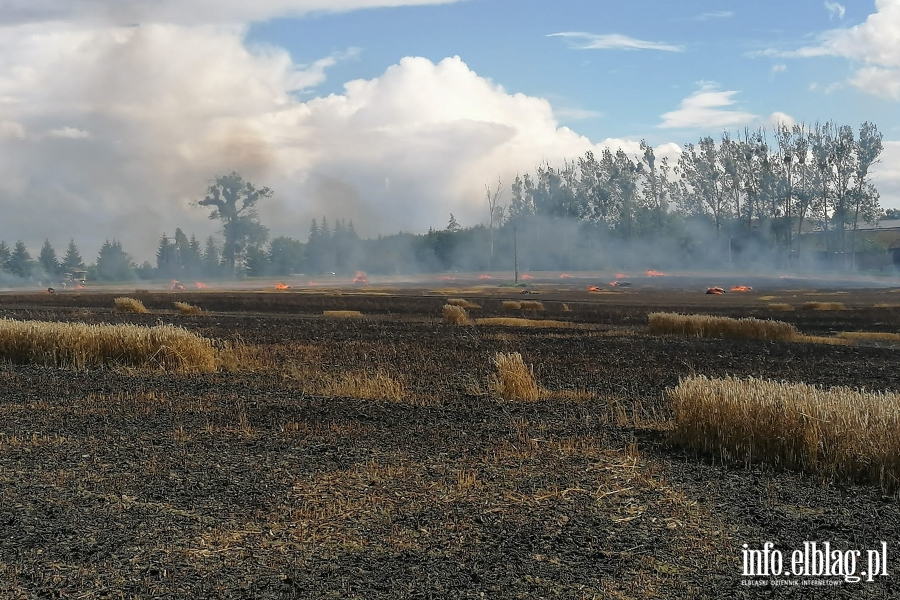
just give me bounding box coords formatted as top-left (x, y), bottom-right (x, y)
top-left (308, 281), bottom-right (319, 286)
top-left (478, 274), bottom-right (492, 280)
top-left (559, 274), bottom-right (572, 279)
top-left (587, 285), bottom-right (603, 292)
top-left (521, 274), bottom-right (533, 280)
top-left (615, 273), bottom-right (627, 279)
top-left (195, 282), bottom-right (209, 289)
top-left (646, 270), bottom-right (666, 277)
top-left (275, 282), bottom-right (291, 290)
top-left (353, 271), bottom-right (369, 284)
top-left (729, 285), bottom-right (753, 292)
top-left (440, 276), bottom-right (454, 281)
top-left (170, 280), bottom-right (184, 291)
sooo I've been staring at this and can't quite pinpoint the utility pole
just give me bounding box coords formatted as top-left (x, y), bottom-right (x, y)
top-left (513, 225), bottom-right (519, 284)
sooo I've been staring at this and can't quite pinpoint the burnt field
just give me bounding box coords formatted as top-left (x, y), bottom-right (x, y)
top-left (2, 284), bottom-right (900, 598)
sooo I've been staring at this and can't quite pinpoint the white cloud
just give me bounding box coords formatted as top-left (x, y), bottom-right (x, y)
top-left (658, 84), bottom-right (758, 129)
top-left (693, 11), bottom-right (734, 21)
top-left (768, 111), bottom-right (796, 127)
top-left (47, 127), bottom-right (92, 139)
top-left (871, 140), bottom-right (900, 209)
top-left (815, 0), bottom-right (900, 65)
top-left (0, 0), bottom-right (465, 26)
top-left (850, 66), bottom-right (900, 99)
top-left (0, 21), bottom-right (679, 259)
top-left (290, 48), bottom-right (361, 90)
top-left (0, 121), bottom-right (26, 139)
top-left (771, 63), bottom-right (787, 73)
top-left (824, 1), bottom-right (846, 20)
top-left (553, 106), bottom-right (603, 121)
top-left (768, 0), bottom-right (900, 99)
top-left (549, 32), bottom-right (684, 52)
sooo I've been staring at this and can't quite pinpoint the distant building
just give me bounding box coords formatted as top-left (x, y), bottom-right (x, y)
top-left (796, 219), bottom-right (900, 271)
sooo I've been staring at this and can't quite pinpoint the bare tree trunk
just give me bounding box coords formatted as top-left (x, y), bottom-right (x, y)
top-left (485, 179), bottom-right (502, 269)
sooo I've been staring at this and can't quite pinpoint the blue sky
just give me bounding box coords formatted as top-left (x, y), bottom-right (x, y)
top-left (247, 0), bottom-right (898, 143)
top-left (0, 0), bottom-right (899, 258)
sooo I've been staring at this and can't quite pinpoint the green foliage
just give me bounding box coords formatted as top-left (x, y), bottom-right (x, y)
top-left (9, 241), bottom-right (32, 278)
top-left (0, 241), bottom-right (11, 273)
top-left (135, 261), bottom-right (155, 280)
top-left (203, 236), bottom-right (221, 279)
top-left (197, 172), bottom-right (271, 276)
top-left (156, 233), bottom-right (177, 278)
top-left (305, 218), bottom-right (360, 275)
top-left (268, 236), bottom-right (305, 276)
top-left (96, 239), bottom-right (134, 281)
top-left (61, 240), bottom-right (84, 272)
top-left (184, 234), bottom-right (203, 277)
top-left (244, 245), bottom-right (269, 277)
top-left (38, 239), bottom-right (58, 277)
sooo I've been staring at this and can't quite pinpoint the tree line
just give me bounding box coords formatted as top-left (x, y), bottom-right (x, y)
top-left (0, 121), bottom-right (893, 284)
top-left (503, 121), bottom-right (885, 265)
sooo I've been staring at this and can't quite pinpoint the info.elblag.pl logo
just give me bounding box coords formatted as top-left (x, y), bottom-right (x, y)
top-left (741, 542), bottom-right (891, 586)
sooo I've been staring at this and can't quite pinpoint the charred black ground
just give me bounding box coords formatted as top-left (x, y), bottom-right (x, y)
top-left (1, 283), bottom-right (899, 599)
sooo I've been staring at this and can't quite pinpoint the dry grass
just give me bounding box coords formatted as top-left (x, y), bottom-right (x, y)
top-left (217, 342), bottom-right (279, 372)
top-left (114, 297), bottom-right (148, 314)
top-left (475, 317), bottom-right (575, 329)
top-left (802, 301), bottom-right (847, 311)
top-left (793, 335), bottom-right (855, 346)
top-left (648, 312), bottom-right (797, 341)
top-left (874, 303), bottom-right (900, 309)
top-left (519, 300), bottom-right (545, 311)
top-left (561, 303), bottom-right (571, 312)
top-left (669, 375), bottom-right (900, 491)
top-left (322, 310), bottom-right (364, 318)
top-left (498, 299), bottom-right (544, 311)
top-left (489, 352), bottom-right (540, 401)
top-left (543, 388), bottom-right (597, 402)
top-left (766, 303), bottom-right (795, 312)
top-left (446, 298), bottom-right (480, 309)
top-left (442, 304), bottom-right (469, 325)
top-left (648, 312), bottom-right (856, 345)
top-left (0, 318), bottom-right (217, 372)
top-left (174, 301), bottom-right (203, 315)
top-left (317, 370), bottom-right (406, 402)
top-left (838, 331), bottom-right (900, 343)
top-left (469, 353), bottom-right (596, 405)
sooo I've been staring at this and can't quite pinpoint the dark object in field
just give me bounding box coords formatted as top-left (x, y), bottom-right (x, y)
top-left (610, 281), bottom-right (632, 287)
top-left (520, 289), bottom-right (535, 294)
top-left (171, 281), bottom-right (185, 291)
top-left (587, 285), bottom-right (603, 292)
top-left (706, 287), bottom-right (726, 295)
top-left (47, 287), bottom-right (55, 294)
